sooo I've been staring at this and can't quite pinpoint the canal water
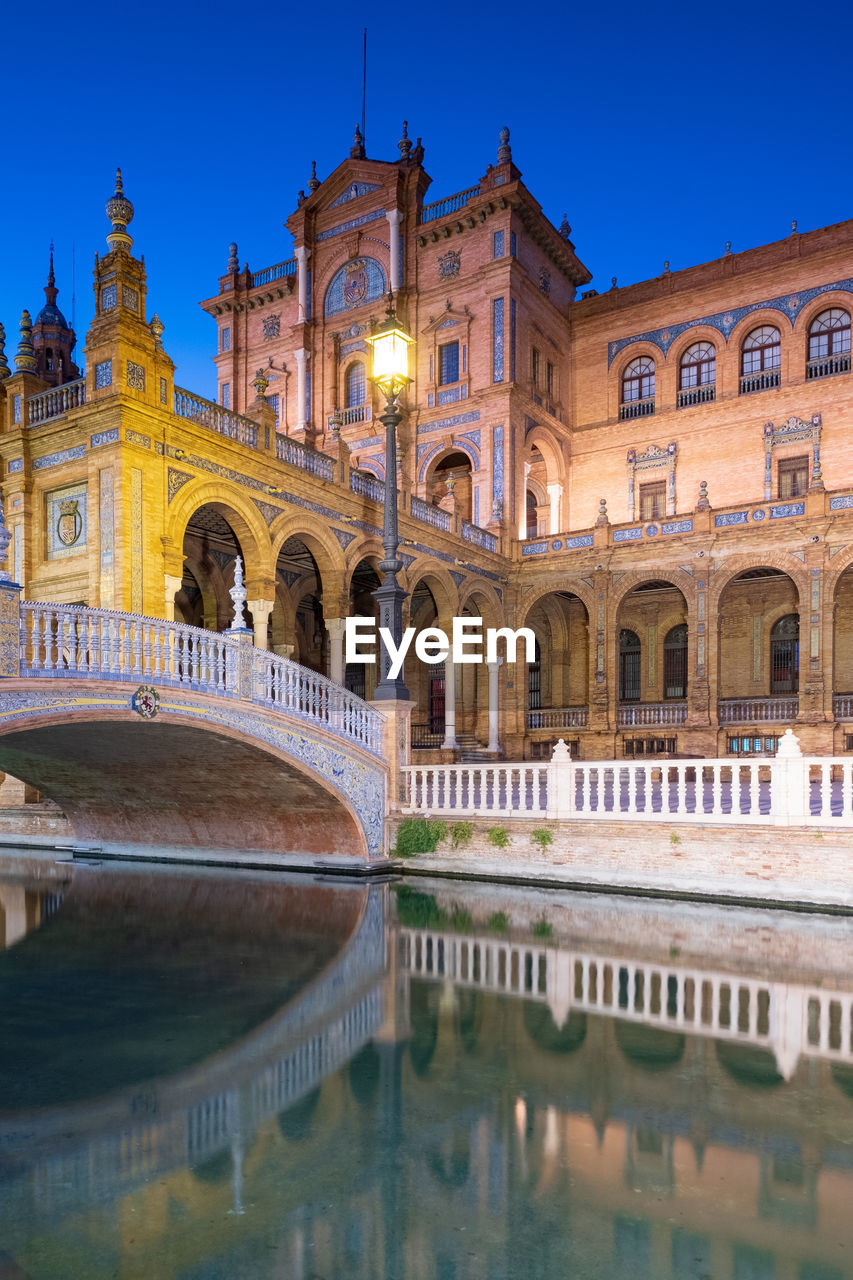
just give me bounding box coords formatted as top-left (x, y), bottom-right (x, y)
top-left (0, 859), bottom-right (851, 1280)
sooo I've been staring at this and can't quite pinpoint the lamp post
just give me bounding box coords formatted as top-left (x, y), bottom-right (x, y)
top-left (367, 293), bottom-right (413, 701)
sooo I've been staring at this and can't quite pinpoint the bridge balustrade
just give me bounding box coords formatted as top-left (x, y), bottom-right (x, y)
top-left (19, 603), bottom-right (384, 756)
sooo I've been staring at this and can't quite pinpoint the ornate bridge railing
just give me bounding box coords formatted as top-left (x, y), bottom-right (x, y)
top-left (18, 603), bottom-right (384, 756)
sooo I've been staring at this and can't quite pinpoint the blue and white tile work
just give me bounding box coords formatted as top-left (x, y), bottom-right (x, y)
top-left (329, 182), bottom-right (382, 209)
top-left (34, 446), bottom-right (87, 471)
top-left (317, 209), bottom-right (385, 243)
top-left (492, 425), bottom-right (504, 513)
top-left (91, 430), bottom-right (119, 449)
top-left (417, 410), bottom-right (480, 436)
top-left (95, 360), bottom-right (112, 388)
top-left (492, 298), bottom-right (505, 382)
top-left (608, 275), bottom-right (853, 365)
top-left (324, 257), bottom-right (387, 317)
top-left (46, 482), bottom-right (87, 560)
top-left (7, 459), bottom-right (23, 475)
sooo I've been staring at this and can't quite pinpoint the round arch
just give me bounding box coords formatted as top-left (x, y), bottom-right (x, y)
top-left (403, 563), bottom-right (459, 623)
top-left (709, 556), bottom-right (806, 613)
top-left (418, 440), bottom-right (480, 485)
top-left (167, 482), bottom-right (271, 583)
top-left (518, 581), bottom-right (596, 628)
top-left (269, 513), bottom-right (347, 587)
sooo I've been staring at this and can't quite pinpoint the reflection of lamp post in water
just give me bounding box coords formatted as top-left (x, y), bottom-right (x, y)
top-left (367, 294), bottom-right (413, 701)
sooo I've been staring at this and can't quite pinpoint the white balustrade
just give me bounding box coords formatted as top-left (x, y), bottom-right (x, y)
top-left (19, 603), bottom-right (383, 756)
top-left (403, 763), bottom-right (549, 816)
top-left (617, 701), bottom-right (687, 726)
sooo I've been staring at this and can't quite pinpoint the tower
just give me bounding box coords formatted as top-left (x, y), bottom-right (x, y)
top-left (31, 244), bottom-right (81, 387)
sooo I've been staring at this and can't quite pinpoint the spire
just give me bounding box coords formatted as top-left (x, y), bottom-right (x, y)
top-left (14, 311), bottom-right (37, 372)
top-left (105, 166), bottom-right (135, 252)
top-left (0, 323), bottom-right (9, 379)
top-left (42, 241), bottom-right (59, 311)
top-left (398, 120), bottom-right (412, 161)
top-left (48, 241), bottom-right (56, 287)
top-left (497, 126), bottom-right (512, 164)
top-left (559, 214), bottom-right (572, 239)
top-left (308, 160), bottom-right (320, 193)
top-left (350, 123), bottom-right (365, 160)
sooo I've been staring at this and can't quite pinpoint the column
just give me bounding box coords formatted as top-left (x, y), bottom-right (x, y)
top-left (326, 617), bottom-right (346, 684)
top-left (386, 209), bottom-right (402, 291)
top-left (547, 482), bottom-right (562, 533)
top-left (295, 347), bottom-right (308, 431)
top-left (487, 658), bottom-right (503, 752)
top-left (442, 656), bottom-right (457, 749)
top-left (164, 573), bottom-right (182, 622)
top-left (247, 598), bottom-right (274, 650)
top-left (295, 245), bottom-right (311, 323)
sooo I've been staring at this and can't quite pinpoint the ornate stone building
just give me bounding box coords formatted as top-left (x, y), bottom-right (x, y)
top-left (2, 132), bottom-right (853, 760)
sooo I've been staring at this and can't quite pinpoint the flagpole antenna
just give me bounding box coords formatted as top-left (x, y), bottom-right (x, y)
top-left (361, 27), bottom-right (367, 150)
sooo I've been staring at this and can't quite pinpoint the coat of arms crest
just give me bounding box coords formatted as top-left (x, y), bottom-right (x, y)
top-left (438, 250), bottom-right (461, 280)
top-left (57, 499), bottom-right (82, 547)
top-left (343, 260), bottom-right (368, 308)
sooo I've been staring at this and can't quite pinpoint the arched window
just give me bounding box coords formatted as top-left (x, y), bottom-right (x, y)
top-left (770, 614), bottom-right (799, 695)
top-left (740, 325), bottom-right (781, 394)
top-left (619, 629), bottom-right (641, 702)
top-left (807, 308), bottom-right (851, 379)
top-left (526, 490), bottom-right (539, 540)
top-left (620, 357), bottom-right (655, 419)
top-left (663, 624), bottom-right (688, 699)
top-left (678, 342), bottom-right (716, 407)
top-left (345, 361), bottom-right (366, 408)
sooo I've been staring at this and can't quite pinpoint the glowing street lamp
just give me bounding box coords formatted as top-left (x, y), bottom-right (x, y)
top-left (367, 294), bottom-right (413, 700)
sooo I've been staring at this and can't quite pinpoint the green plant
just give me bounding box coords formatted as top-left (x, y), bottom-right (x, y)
top-left (393, 817), bottom-right (447, 857)
top-left (532, 919), bottom-right (552, 939)
top-left (669, 831), bottom-right (681, 846)
top-left (531, 828), bottom-right (554, 849)
top-left (669, 944), bottom-right (681, 960)
top-left (451, 820), bottom-right (474, 849)
top-left (814, 829), bottom-right (824, 840)
top-left (488, 911), bottom-right (509, 932)
top-left (449, 906), bottom-right (473, 932)
top-left (487, 826), bottom-right (510, 848)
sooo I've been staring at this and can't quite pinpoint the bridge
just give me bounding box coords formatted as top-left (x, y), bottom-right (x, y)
top-left (0, 598), bottom-right (389, 862)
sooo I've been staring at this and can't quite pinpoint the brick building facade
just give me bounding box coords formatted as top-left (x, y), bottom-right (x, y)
top-left (1, 133), bottom-right (853, 760)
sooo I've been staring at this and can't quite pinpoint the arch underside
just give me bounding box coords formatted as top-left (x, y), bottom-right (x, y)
top-left (0, 689), bottom-right (385, 860)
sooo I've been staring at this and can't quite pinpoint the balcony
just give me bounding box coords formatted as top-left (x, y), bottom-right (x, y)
top-left (350, 471), bottom-right (385, 503)
top-left (718, 697), bottom-right (798, 723)
top-left (410, 496), bottom-right (451, 532)
top-left (617, 702), bottom-right (687, 727)
top-left (330, 405), bottom-right (372, 428)
top-left (27, 378), bottom-right (86, 425)
top-left (676, 384), bottom-right (715, 409)
top-left (419, 185), bottom-right (481, 225)
top-left (834, 695), bottom-right (853, 719)
top-left (806, 353), bottom-right (851, 381)
top-left (619, 396), bottom-right (655, 421)
top-left (739, 370), bottom-right (780, 395)
top-left (527, 707), bottom-right (588, 730)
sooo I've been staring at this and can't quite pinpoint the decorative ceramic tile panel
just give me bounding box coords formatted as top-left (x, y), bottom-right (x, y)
top-left (492, 297), bottom-right (504, 382)
top-left (127, 361), bottom-right (145, 390)
top-left (122, 285), bottom-right (139, 312)
top-left (126, 430), bottom-right (151, 449)
top-left (714, 511), bottom-right (749, 527)
top-left (131, 468), bottom-right (142, 611)
top-left (329, 182), bottom-right (381, 208)
top-left (34, 446), bottom-right (86, 470)
top-left (608, 275), bottom-right (853, 366)
top-left (99, 469), bottom-right (115, 609)
top-left (613, 528), bottom-right (643, 542)
top-left (661, 519), bottom-right (694, 534)
top-left (95, 359), bottom-right (112, 388)
top-left (101, 284), bottom-right (117, 310)
top-left (417, 410), bottom-right (480, 435)
top-left (317, 209), bottom-right (384, 242)
top-left (8, 459), bottom-right (22, 474)
top-left (91, 430), bottom-right (119, 448)
top-left (160, 377), bottom-right (168, 405)
top-left (324, 257), bottom-right (387, 317)
top-left (493, 230), bottom-right (505, 258)
top-left (47, 482), bottom-right (87, 559)
top-left (830, 495), bottom-right (853, 510)
top-left (492, 424), bottom-right (504, 512)
top-left (522, 542), bottom-right (548, 556)
top-left (770, 502), bottom-right (805, 518)
top-left (437, 386), bottom-right (460, 405)
top-left (13, 396), bottom-right (21, 424)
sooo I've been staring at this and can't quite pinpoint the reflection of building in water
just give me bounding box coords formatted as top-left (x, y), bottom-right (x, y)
top-left (0, 880), bottom-right (63, 948)
top-left (0, 880), bottom-right (852, 1278)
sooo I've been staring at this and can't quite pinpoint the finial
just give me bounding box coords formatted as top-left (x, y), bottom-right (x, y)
top-left (0, 495), bottom-right (11, 585)
top-left (398, 120), bottom-right (412, 160)
top-left (497, 126), bottom-right (511, 164)
top-left (724, 241), bottom-right (732, 254)
top-left (149, 314), bottom-right (164, 348)
top-left (791, 219), bottom-right (798, 234)
top-left (596, 497), bottom-right (609, 525)
top-left (48, 241), bottom-right (55, 287)
top-left (0, 323), bottom-right (10, 379)
top-left (696, 479), bottom-right (710, 512)
top-left (105, 166), bottom-right (135, 252)
top-left (350, 123), bottom-right (365, 159)
top-left (610, 276), bottom-right (618, 288)
top-left (227, 242), bottom-right (239, 272)
top-left (559, 213), bottom-right (571, 239)
top-left (253, 368), bottom-right (269, 398)
top-left (308, 160), bottom-right (320, 192)
top-left (228, 556), bottom-right (249, 631)
top-left (411, 136), bottom-right (425, 165)
top-left (330, 406), bottom-right (343, 437)
top-left (664, 260), bottom-right (670, 273)
top-left (14, 311), bottom-right (37, 372)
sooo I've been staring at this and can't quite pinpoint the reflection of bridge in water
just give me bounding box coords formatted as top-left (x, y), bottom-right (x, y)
top-left (400, 925), bottom-right (853, 1079)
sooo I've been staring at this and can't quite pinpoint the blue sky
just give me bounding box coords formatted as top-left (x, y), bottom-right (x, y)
top-left (2, 0), bottom-right (851, 397)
